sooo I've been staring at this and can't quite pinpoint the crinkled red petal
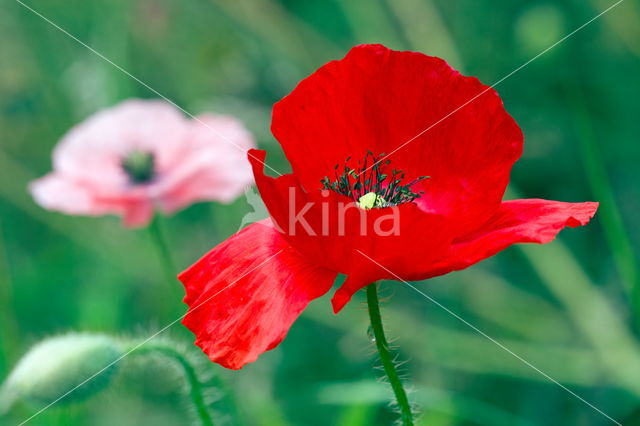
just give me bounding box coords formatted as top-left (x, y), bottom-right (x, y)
top-left (179, 219), bottom-right (337, 369)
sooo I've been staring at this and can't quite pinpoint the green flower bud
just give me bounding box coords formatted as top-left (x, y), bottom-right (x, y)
top-left (1, 333), bottom-right (123, 411)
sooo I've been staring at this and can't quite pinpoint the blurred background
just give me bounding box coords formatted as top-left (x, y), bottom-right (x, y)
top-left (1, 0), bottom-right (639, 425)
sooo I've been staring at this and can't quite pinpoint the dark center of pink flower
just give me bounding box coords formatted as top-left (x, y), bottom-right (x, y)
top-left (320, 151), bottom-right (429, 208)
top-left (121, 150), bottom-right (155, 184)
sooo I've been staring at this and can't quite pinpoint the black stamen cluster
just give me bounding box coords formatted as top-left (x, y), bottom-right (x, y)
top-left (121, 150), bottom-right (155, 184)
top-left (320, 151), bottom-right (429, 207)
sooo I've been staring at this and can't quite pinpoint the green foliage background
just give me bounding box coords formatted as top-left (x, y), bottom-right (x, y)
top-left (1, 0), bottom-right (639, 425)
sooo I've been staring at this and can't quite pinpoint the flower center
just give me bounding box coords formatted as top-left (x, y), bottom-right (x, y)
top-left (121, 150), bottom-right (155, 184)
top-left (357, 192), bottom-right (387, 210)
top-left (320, 151), bottom-right (429, 208)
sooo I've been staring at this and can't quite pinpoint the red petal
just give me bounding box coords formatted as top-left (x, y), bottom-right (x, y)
top-left (429, 199), bottom-right (599, 274)
top-left (272, 44), bottom-right (522, 233)
top-left (331, 269), bottom-right (380, 313)
top-left (179, 219), bottom-right (337, 369)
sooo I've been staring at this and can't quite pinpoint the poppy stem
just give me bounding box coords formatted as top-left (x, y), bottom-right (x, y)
top-left (131, 342), bottom-right (214, 426)
top-left (148, 215), bottom-right (180, 303)
top-left (366, 283), bottom-right (414, 425)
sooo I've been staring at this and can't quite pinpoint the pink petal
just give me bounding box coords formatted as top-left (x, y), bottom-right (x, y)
top-left (156, 114), bottom-right (255, 213)
top-left (53, 99), bottom-right (191, 194)
top-left (29, 173), bottom-right (155, 227)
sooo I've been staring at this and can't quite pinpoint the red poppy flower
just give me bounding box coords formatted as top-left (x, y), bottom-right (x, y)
top-left (179, 44), bottom-right (598, 369)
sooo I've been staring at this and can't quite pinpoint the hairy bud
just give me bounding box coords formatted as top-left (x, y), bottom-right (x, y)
top-left (1, 333), bottom-right (123, 411)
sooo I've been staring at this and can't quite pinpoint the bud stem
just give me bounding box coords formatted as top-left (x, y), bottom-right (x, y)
top-left (366, 283), bottom-right (414, 425)
top-left (132, 343), bottom-right (214, 426)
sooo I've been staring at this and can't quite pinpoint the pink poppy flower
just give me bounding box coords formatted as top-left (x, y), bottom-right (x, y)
top-left (30, 99), bottom-right (255, 227)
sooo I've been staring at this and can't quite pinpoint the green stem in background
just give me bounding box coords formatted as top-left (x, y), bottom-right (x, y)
top-left (148, 214), bottom-right (182, 307)
top-left (565, 84), bottom-right (640, 316)
top-left (132, 343), bottom-right (214, 426)
top-left (0, 223), bottom-right (20, 375)
top-left (382, 0), bottom-right (464, 71)
top-left (366, 283), bottom-right (414, 426)
top-left (149, 215), bottom-right (177, 283)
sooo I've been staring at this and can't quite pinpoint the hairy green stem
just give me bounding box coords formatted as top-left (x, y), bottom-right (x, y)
top-left (132, 343), bottom-right (214, 426)
top-left (366, 283), bottom-right (414, 425)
